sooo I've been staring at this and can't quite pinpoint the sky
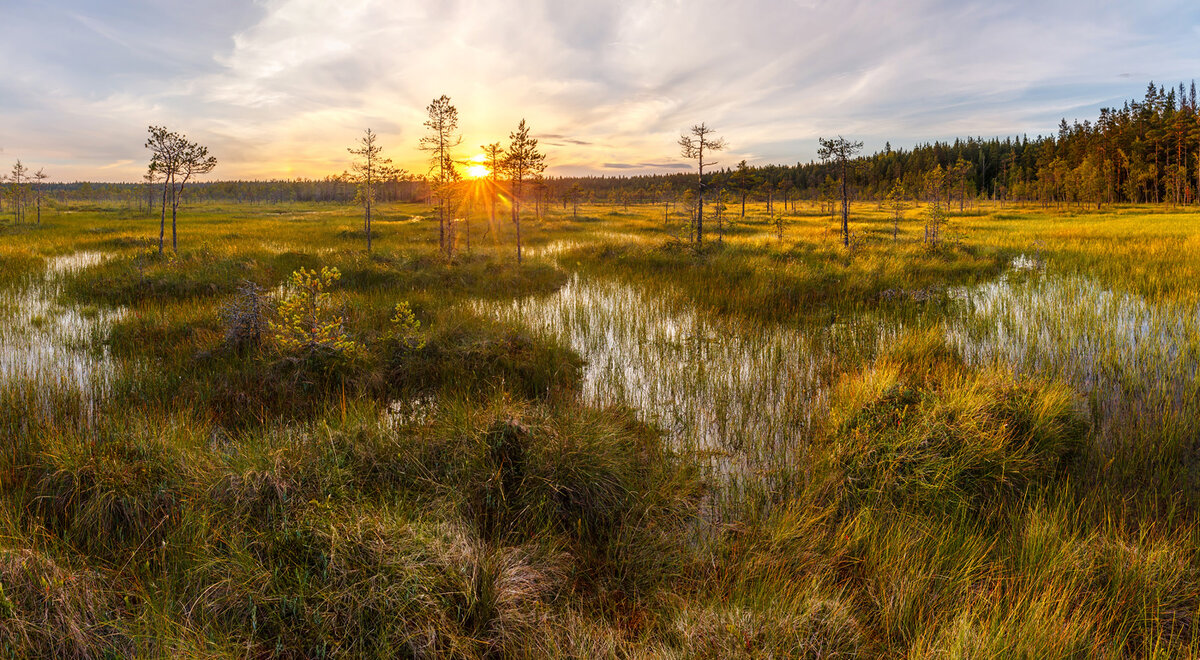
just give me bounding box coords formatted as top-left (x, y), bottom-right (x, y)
top-left (2, 0), bottom-right (1199, 182)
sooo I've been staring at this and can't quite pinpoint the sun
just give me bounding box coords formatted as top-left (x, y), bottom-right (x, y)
top-left (466, 154), bottom-right (490, 179)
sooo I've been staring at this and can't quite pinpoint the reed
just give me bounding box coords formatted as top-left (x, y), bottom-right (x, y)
top-left (2, 199), bottom-right (1198, 656)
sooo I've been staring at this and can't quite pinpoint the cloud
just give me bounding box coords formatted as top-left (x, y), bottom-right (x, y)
top-left (2, 0), bottom-right (1199, 181)
top-left (603, 162), bottom-right (691, 170)
top-left (543, 135), bottom-right (593, 146)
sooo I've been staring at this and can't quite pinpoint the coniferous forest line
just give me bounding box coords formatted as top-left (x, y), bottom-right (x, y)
top-left (18, 81), bottom-right (1200, 211)
top-left (7, 78), bottom-right (1200, 656)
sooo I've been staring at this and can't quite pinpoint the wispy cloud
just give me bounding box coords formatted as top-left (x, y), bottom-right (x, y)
top-left (2, 0), bottom-right (1199, 181)
top-left (603, 162), bottom-right (691, 170)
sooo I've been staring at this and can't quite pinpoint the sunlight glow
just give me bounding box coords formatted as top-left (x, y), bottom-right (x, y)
top-left (466, 154), bottom-right (490, 179)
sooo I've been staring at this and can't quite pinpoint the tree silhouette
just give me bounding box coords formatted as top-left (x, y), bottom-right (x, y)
top-left (146, 125), bottom-right (216, 254)
top-left (7, 161), bottom-right (29, 224)
top-left (818, 135), bottom-right (863, 247)
top-left (420, 95), bottom-right (462, 257)
top-left (501, 119), bottom-right (545, 263)
top-left (33, 168), bottom-right (47, 225)
top-left (728, 160), bottom-right (759, 218)
top-left (678, 123), bottom-right (726, 246)
top-left (347, 128), bottom-right (399, 253)
top-left (481, 142), bottom-right (504, 239)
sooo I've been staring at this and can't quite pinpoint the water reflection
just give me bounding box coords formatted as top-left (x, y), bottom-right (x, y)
top-left (0, 251), bottom-right (124, 415)
top-left (476, 273), bottom-right (893, 492)
top-left (524, 232), bottom-right (650, 259)
top-left (949, 263), bottom-right (1200, 444)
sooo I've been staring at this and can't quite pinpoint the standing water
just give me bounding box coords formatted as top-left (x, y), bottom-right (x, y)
top-left (949, 261), bottom-right (1200, 445)
top-left (476, 273), bottom-right (896, 503)
top-left (0, 251), bottom-right (125, 418)
top-left (480, 254), bottom-right (1200, 503)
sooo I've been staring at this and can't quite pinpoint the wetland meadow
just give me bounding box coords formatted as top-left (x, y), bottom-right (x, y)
top-left (3, 198), bottom-right (1200, 656)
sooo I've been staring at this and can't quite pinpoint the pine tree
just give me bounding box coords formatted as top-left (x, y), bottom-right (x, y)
top-left (145, 125), bottom-right (216, 254)
top-left (481, 142), bottom-right (504, 239)
top-left (502, 119), bottom-right (546, 263)
top-left (348, 128), bottom-right (400, 253)
top-left (678, 123), bottom-right (726, 246)
top-left (419, 95), bottom-right (462, 257)
top-left (818, 136), bottom-right (863, 247)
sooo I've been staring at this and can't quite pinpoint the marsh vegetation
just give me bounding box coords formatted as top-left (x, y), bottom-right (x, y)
top-left (2, 196), bottom-right (1199, 657)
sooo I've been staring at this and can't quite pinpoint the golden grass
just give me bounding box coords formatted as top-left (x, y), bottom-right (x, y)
top-left (1, 198), bottom-right (1198, 656)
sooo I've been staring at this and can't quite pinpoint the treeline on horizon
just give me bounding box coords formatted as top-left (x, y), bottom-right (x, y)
top-left (21, 80), bottom-right (1200, 211)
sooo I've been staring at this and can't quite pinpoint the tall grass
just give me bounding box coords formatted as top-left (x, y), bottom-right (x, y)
top-left (2, 199), bottom-right (1199, 656)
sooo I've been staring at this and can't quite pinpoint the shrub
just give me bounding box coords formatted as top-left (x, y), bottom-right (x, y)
top-left (385, 300), bottom-right (425, 352)
top-left (219, 280), bottom-right (269, 353)
top-left (269, 266), bottom-right (362, 358)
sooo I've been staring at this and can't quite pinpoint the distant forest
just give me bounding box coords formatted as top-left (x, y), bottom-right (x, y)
top-left (22, 81), bottom-right (1200, 211)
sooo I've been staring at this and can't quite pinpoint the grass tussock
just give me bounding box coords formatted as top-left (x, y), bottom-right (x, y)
top-left (4, 200), bottom-right (1200, 656)
top-left (826, 331), bottom-right (1087, 515)
top-left (575, 237), bottom-right (1004, 322)
top-left (386, 314), bottom-right (582, 401)
top-left (0, 548), bottom-right (131, 658)
top-left (3, 388), bottom-right (703, 656)
top-left (63, 247), bottom-right (259, 305)
top-left (0, 249), bottom-right (43, 286)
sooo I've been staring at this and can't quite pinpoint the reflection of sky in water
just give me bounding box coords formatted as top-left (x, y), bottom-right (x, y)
top-left (523, 232), bottom-right (649, 259)
top-left (949, 259), bottom-right (1200, 443)
top-left (480, 253), bottom-right (1200, 481)
top-left (476, 273), bottom-right (896, 487)
top-left (0, 252), bottom-right (125, 415)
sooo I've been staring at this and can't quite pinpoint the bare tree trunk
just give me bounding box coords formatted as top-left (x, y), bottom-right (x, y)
top-left (840, 162), bottom-right (849, 247)
top-left (697, 160), bottom-right (705, 246)
top-left (513, 200), bottom-right (522, 263)
top-left (489, 188), bottom-right (496, 231)
top-left (159, 179), bottom-right (169, 255)
top-left (171, 185), bottom-right (178, 253)
top-left (439, 202), bottom-right (445, 254)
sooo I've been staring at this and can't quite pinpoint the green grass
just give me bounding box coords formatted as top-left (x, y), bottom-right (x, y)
top-left (1, 198), bottom-right (1199, 657)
